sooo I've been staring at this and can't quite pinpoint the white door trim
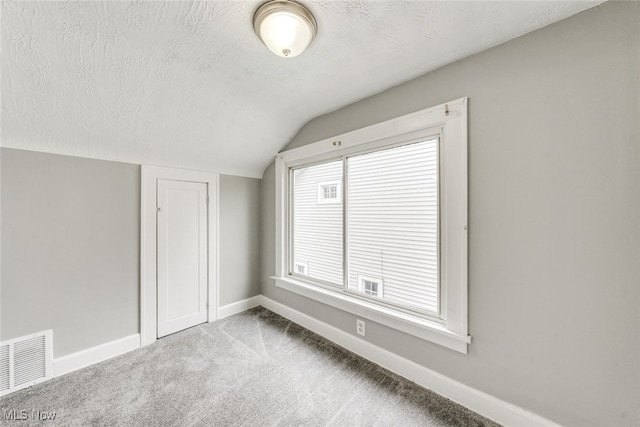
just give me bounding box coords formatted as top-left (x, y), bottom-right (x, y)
top-left (140, 165), bottom-right (219, 347)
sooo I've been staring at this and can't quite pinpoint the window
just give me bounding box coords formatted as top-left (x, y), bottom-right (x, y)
top-left (292, 141), bottom-right (436, 311)
top-left (294, 262), bottom-right (308, 275)
top-left (363, 280), bottom-right (378, 296)
top-left (294, 162), bottom-right (343, 284)
top-left (358, 275), bottom-right (383, 297)
top-left (317, 180), bottom-right (341, 204)
top-left (274, 98), bottom-right (469, 353)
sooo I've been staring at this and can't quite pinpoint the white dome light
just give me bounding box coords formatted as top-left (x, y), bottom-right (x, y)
top-left (253, 1), bottom-right (317, 58)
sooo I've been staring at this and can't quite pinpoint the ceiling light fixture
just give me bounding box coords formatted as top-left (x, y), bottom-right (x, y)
top-left (253, 0), bottom-right (317, 58)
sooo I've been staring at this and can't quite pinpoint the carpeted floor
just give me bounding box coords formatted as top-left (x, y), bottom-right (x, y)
top-left (0, 307), bottom-right (499, 426)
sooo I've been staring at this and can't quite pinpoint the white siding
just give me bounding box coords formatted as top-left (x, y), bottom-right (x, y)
top-left (292, 161), bottom-right (343, 286)
top-left (347, 140), bottom-right (439, 313)
top-left (291, 140), bottom-right (439, 314)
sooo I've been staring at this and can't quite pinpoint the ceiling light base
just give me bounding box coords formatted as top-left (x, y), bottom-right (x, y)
top-left (253, 0), bottom-right (317, 58)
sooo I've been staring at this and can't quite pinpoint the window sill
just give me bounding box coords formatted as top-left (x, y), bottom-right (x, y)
top-left (272, 276), bottom-right (471, 354)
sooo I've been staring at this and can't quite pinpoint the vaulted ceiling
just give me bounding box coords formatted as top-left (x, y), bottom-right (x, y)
top-left (2, 0), bottom-right (601, 178)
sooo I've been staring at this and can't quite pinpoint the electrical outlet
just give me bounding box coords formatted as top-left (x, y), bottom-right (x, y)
top-left (356, 319), bottom-right (365, 337)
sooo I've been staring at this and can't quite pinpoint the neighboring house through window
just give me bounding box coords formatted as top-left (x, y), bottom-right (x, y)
top-left (317, 180), bottom-right (341, 204)
top-left (294, 262), bottom-right (308, 275)
top-left (358, 275), bottom-right (383, 297)
top-left (274, 98), bottom-right (470, 353)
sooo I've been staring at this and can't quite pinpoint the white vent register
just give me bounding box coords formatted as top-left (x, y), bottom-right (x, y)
top-left (0, 330), bottom-right (53, 397)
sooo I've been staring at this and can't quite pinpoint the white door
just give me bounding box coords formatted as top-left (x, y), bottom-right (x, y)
top-left (157, 179), bottom-right (208, 338)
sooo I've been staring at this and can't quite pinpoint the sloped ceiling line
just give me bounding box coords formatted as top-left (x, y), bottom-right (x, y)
top-left (1, 0), bottom-right (602, 178)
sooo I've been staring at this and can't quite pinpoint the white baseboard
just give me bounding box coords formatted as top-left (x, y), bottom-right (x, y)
top-left (52, 294), bottom-right (262, 380)
top-left (217, 295), bottom-right (262, 320)
top-left (53, 334), bottom-right (140, 377)
top-left (38, 297), bottom-right (558, 427)
top-left (259, 296), bottom-right (561, 427)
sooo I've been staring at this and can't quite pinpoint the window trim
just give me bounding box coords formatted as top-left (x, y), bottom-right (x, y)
top-left (273, 98), bottom-right (469, 353)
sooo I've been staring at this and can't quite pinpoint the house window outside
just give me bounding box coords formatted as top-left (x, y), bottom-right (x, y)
top-left (363, 281), bottom-right (378, 296)
top-left (323, 184), bottom-right (336, 200)
top-left (294, 262), bottom-right (308, 275)
top-left (274, 98), bottom-right (469, 353)
top-left (317, 180), bottom-right (341, 204)
top-left (358, 275), bottom-right (383, 297)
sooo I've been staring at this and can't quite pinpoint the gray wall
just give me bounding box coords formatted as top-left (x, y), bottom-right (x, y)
top-left (0, 150), bottom-right (262, 357)
top-left (219, 175), bottom-right (261, 306)
top-left (260, 3), bottom-right (640, 427)
top-left (1, 148), bottom-right (140, 358)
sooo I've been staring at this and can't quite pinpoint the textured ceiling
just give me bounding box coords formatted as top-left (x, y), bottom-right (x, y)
top-left (1, 0), bottom-right (602, 178)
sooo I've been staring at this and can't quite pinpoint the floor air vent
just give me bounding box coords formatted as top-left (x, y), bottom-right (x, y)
top-left (0, 330), bottom-right (53, 397)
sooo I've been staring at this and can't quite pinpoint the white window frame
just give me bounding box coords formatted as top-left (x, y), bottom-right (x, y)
top-left (273, 98), bottom-right (469, 353)
top-left (357, 274), bottom-right (383, 298)
top-left (317, 180), bottom-right (341, 204)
